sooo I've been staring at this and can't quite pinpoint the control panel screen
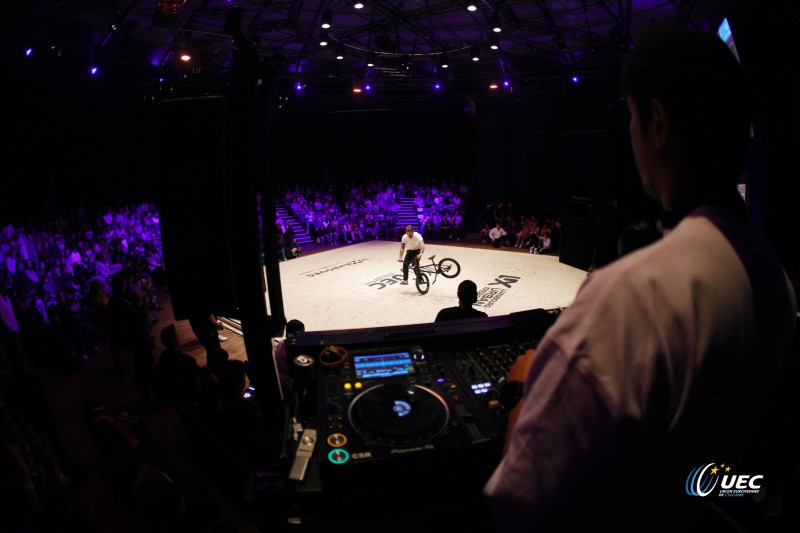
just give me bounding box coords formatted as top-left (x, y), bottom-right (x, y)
top-left (353, 351), bottom-right (415, 379)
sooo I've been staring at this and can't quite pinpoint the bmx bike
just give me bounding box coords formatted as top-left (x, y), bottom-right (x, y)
top-left (411, 254), bottom-right (461, 295)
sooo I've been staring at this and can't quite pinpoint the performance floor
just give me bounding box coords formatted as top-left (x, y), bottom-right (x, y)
top-left (277, 240), bottom-right (588, 332)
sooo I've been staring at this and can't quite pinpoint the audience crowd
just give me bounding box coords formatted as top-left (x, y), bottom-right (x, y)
top-left (1, 202), bottom-right (167, 531)
top-left (277, 178), bottom-right (474, 249)
top-left (479, 201), bottom-right (561, 254)
top-left (1, 203), bottom-right (163, 375)
top-left (275, 181), bottom-right (560, 262)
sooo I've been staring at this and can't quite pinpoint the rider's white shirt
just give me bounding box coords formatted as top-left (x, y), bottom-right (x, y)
top-left (402, 232), bottom-right (424, 250)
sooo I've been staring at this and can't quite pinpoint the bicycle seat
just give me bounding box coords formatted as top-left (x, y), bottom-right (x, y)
top-left (428, 254), bottom-right (436, 261)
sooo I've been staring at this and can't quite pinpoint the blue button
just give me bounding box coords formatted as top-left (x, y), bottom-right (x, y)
top-left (328, 449), bottom-right (350, 464)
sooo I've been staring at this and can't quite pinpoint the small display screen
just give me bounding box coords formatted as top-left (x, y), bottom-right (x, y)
top-left (353, 351), bottom-right (415, 380)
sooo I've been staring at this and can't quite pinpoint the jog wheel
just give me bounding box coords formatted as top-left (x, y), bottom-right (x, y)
top-left (348, 383), bottom-right (449, 446)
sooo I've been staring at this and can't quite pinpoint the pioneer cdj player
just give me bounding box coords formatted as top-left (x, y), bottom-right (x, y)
top-left (282, 308), bottom-right (559, 529)
top-left (319, 344), bottom-right (506, 463)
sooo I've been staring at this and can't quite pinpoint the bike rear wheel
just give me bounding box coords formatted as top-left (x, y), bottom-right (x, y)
top-left (416, 273), bottom-right (430, 294)
top-left (437, 258), bottom-right (461, 278)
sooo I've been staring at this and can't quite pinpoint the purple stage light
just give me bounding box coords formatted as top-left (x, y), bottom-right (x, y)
top-left (434, 82), bottom-right (441, 90)
top-left (25, 48), bottom-right (33, 57)
top-left (364, 84), bottom-right (372, 91)
top-left (571, 75), bottom-right (580, 84)
top-left (89, 66), bottom-right (99, 76)
top-left (295, 82), bottom-right (304, 91)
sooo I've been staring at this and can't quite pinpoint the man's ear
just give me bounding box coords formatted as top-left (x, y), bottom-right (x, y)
top-left (650, 98), bottom-right (670, 149)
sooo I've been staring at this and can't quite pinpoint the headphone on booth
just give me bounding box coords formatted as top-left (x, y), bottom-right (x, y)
top-left (319, 345), bottom-right (348, 368)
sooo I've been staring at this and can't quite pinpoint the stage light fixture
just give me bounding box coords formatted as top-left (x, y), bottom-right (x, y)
top-left (180, 53), bottom-right (191, 61)
top-left (471, 44), bottom-right (480, 62)
top-left (320, 31), bottom-right (329, 47)
top-left (492, 13), bottom-right (502, 33)
top-left (571, 74), bottom-right (580, 84)
top-left (354, 2), bottom-right (365, 8)
top-left (154, 0), bottom-right (181, 28)
top-left (467, 3), bottom-right (477, 12)
top-left (439, 53), bottom-right (450, 69)
top-left (321, 9), bottom-right (332, 29)
top-left (489, 82), bottom-right (498, 90)
top-left (89, 65), bottom-right (99, 76)
top-left (336, 43), bottom-right (345, 60)
top-left (489, 34), bottom-right (499, 50)
top-left (434, 81), bottom-right (442, 90)
top-left (366, 51), bottom-right (375, 67)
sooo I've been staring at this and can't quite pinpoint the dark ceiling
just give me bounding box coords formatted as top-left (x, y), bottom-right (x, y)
top-left (11, 1), bottom-right (731, 109)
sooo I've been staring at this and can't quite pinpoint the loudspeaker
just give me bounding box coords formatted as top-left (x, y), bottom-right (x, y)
top-left (558, 179), bottom-right (622, 272)
top-left (156, 98), bottom-right (238, 320)
top-left (560, 194), bottom-right (596, 271)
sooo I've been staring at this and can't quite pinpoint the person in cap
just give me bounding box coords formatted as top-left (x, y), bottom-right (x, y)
top-left (434, 279), bottom-right (488, 322)
top-left (398, 225), bottom-right (425, 286)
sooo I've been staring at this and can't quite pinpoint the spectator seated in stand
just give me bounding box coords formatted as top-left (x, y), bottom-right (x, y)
top-left (489, 222), bottom-right (512, 248)
top-left (530, 229), bottom-right (552, 254)
top-left (286, 236), bottom-right (302, 259)
top-left (479, 223), bottom-right (492, 244)
top-left (82, 401), bottom-right (229, 530)
top-left (157, 324), bottom-right (205, 405)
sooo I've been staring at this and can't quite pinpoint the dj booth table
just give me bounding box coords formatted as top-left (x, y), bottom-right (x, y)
top-left (280, 308), bottom-right (559, 531)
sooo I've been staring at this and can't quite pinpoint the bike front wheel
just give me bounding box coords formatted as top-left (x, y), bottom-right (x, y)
top-left (416, 272), bottom-right (430, 294)
top-left (437, 258), bottom-right (461, 278)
